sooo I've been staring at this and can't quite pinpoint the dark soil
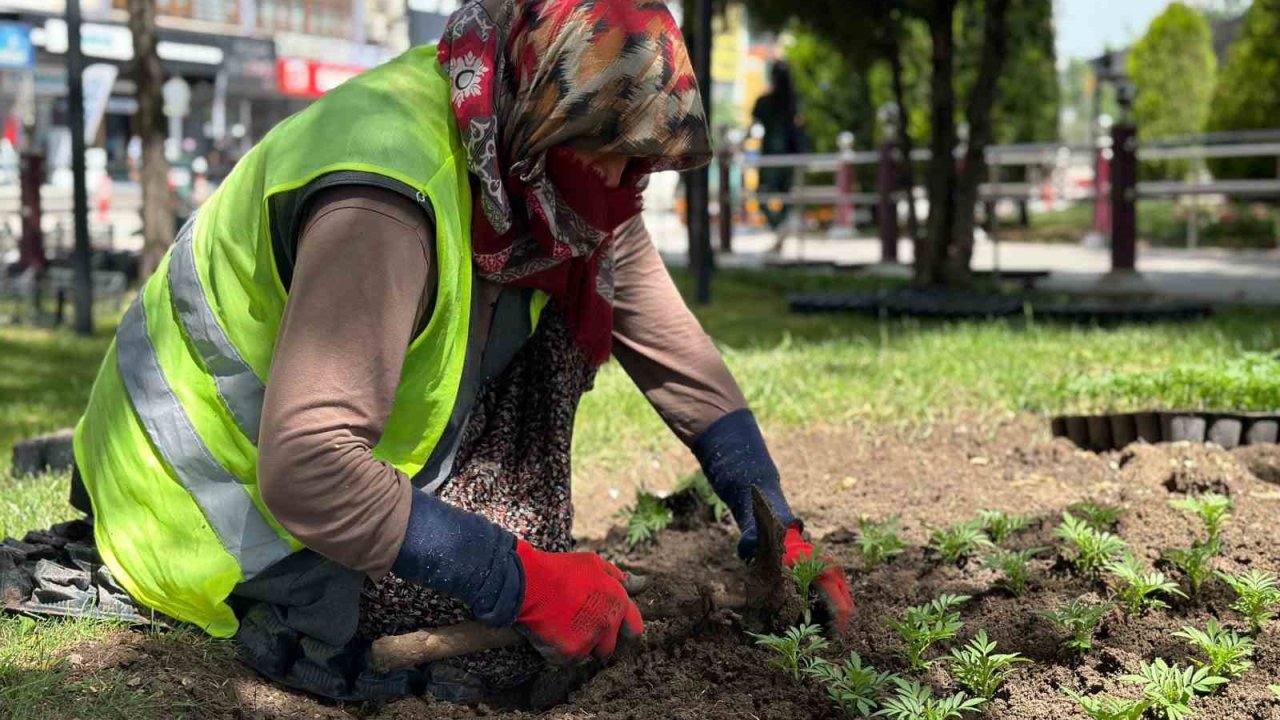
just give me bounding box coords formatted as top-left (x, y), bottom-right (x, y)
top-left (43, 418), bottom-right (1280, 718)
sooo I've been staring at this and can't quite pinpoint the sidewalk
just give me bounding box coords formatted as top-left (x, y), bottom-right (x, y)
top-left (642, 210), bottom-right (1280, 306)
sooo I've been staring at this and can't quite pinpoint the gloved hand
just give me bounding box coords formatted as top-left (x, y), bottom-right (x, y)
top-left (514, 540), bottom-right (644, 662)
top-left (783, 524), bottom-right (854, 636)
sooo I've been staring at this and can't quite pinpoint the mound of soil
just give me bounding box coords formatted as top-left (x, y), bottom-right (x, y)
top-left (40, 419), bottom-right (1280, 718)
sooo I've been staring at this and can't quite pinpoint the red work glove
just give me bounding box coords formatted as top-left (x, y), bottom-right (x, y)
top-left (783, 524), bottom-right (854, 636)
top-left (514, 540), bottom-right (644, 662)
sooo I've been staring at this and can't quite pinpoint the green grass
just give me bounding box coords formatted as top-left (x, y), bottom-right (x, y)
top-left (1, 267), bottom-right (1279, 718)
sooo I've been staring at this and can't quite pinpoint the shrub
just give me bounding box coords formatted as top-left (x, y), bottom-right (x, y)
top-left (622, 490), bottom-right (673, 548)
top-left (1172, 619), bottom-right (1255, 679)
top-left (1120, 658), bottom-right (1227, 720)
top-left (978, 510), bottom-right (1032, 545)
top-left (1169, 494), bottom-right (1232, 543)
top-left (855, 516), bottom-right (908, 570)
top-left (875, 678), bottom-right (985, 720)
top-left (947, 630), bottom-right (1031, 700)
top-left (1055, 512), bottom-right (1127, 575)
top-left (750, 622), bottom-right (829, 682)
top-left (1106, 554), bottom-right (1186, 615)
top-left (889, 594), bottom-right (970, 670)
top-left (804, 652), bottom-right (897, 717)
top-left (982, 548), bottom-right (1047, 597)
top-left (1217, 569), bottom-right (1280, 633)
top-left (1068, 502), bottom-right (1125, 532)
top-left (1038, 599), bottom-right (1113, 652)
top-left (1062, 689), bottom-right (1150, 720)
top-left (1161, 540), bottom-right (1220, 597)
top-left (929, 521), bottom-right (992, 564)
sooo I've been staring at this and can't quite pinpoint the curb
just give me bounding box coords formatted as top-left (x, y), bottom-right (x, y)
top-left (1050, 411), bottom-right (1279, 452)
top-left (788, 291), bottom-right (1212, 324)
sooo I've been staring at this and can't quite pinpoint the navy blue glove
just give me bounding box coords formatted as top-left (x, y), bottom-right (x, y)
top-left (692, 409), bottom-right (796, 559)
top-left (391, 491), bottom-right (525, 626)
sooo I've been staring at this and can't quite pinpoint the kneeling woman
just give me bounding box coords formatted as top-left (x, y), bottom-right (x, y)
top-left (72, 0), bottom-right (852, 701)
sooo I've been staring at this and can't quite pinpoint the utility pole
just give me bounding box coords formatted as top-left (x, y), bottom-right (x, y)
top-left (685, 0), bottom-right (713, 305)
top-left (67, 0), bottom-right (93, 335)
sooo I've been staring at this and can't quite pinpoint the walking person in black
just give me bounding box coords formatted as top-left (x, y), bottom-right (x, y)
top-left (752, 61), bottom-right (806, 254)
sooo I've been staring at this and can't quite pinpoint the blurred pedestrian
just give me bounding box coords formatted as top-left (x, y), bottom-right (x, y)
top-left (752, 61), bottom-right (807, 254)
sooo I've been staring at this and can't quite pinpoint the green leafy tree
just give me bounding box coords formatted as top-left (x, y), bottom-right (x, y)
top-left (1127, 3), bottom-right (1217, 179)
top-left (786, 31), bottom-right (877, 154)
top-left (1207, 0), bottom-right (1280, 178)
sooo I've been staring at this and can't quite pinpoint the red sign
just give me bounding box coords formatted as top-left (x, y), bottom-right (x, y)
top-left (276, 58), bottom-right (365, 99)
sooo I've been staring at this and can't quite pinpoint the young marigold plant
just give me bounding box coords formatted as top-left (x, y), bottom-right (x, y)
top-left (803, 652), bottom-right (897, 717)
top-left (1169, 493), bottom-right (1232, 543)
top-left (1067, 501), bottom-right (1125, 531)
top-left (789, 548), bottom-right (832, 601)
top-left (875, 678), bottom-right (985, 720)
top-left (889, 594), bottom-right (969, 670)
top-left (676, 472), bottom-right (730, 522)
top-left (1161, 540), bottom-right (1220, 597)
top-left (946, 630), bottom-right (1031, 700)
top-left (1217, 569), bottom-right (1280, 633)
top-left (1055, 511), bottom-right (1127, 575)
top-left (750, 622), bottom-right (829, 682)
top-left (1120, 658), bottom-right (1227, 720)
top-left (1172, 619), bottom-right (1255, 679)
top-left (929, 520), bottom-right (991, 564)
top-left (978, 510), bottom-right (1032, 545)
top-left (982, 547), bottom-right (1047, 597)
top-left (1106, 554), bottom-right (1186, 615)
top-left (855, 516), bottom-right (908, 570)
top-left (1037, 599), bottom-right (1113, 652)
top-left (1062, 689), bottom-right (1150, 720)
top-left (622, 490), bottom-right (673, 548)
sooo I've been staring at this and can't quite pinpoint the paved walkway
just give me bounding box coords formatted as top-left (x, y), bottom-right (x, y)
top-left (642, 210), bottom-right (1280, 306)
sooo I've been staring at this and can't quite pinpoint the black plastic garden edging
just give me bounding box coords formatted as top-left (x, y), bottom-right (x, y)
top-left (1050, 411), bottom-right (1279, 452)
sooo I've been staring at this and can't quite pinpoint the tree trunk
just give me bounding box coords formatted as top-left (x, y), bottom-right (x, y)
top-left (887, 17), bottom-right (921, 246)
top-left (128, 0), bottom-right (172, 282)
top-left (946, 0), bottom-right (1011, 285)
top-left (918, 0), bottom-right (957, 286)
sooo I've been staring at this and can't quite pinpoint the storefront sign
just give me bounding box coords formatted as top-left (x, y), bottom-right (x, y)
top-left (38, 19), bottom-right (223, 66)
top-left (274, 32), bottom-right (389, 69)
top-left (0, 22), bottom-right (35, 69)
top-left (275, 58), bottom-right (364, 99)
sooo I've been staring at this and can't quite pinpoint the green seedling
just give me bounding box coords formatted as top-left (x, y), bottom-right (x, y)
top-left (1055, 511), bottom-right (1127, 575)
top-left (1172, 619), bottom-right (1255, 679)
top-left (1161, 539), bottom-right (1220, 597)
top-left (888, 594), bottom-right (970, 670)
top-left (1106, 553), bottom-right (1186, 615)
top-left (978, 510), bottom-right (1032, 545)
top-left (804, 652), bottom-right (898, 717)
top-left (788, 548), bottom-right (832, 601)
top-left (856, 516), bottom-right (908, 570)
top-left (1217, 569), bottom-right (1280, 633)
top-left (946, 630), bottom-right (1031, 700)
top-left (982, 547), bottom-right (1047, 597)
top-left (1067, 501), bottom-right (1125, 531)
top-left (874, 678), bottom-right (985, 720)
top-left (676, 472), bottom-right (730, 522)
top-left (1169, 493), bottom-right (1232, 543)
top-left (1271, 684), bottom-right (1280, 699)
top-left (1120, 658), bottom-right (1227, 720)
top-left (1061, 689), bottom-right (1150, 720)
top-left (622, 490), bottom-right (673, 548)
top-left (750, 622), bottom-right (829, 682)
top-left (1037, 599), bottom-right (1113, 652)
top-left (929, 520), bottom-right (991, 564)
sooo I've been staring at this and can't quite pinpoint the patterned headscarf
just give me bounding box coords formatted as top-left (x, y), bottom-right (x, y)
top-left (438, 0), bottom-right (712, 365)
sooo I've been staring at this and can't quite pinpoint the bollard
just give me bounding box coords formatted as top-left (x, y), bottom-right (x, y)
top-left (835, 131), bottom-right (855, 235)
top-left (1110, 131), bottom-right (1137, 271)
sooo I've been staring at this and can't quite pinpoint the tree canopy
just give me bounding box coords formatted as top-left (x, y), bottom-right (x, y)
top-left (1207, 0), bottom-right (1280, 178)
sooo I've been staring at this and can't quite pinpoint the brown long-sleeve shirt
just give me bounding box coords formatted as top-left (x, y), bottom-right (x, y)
top-left (257, 186), bottom-right (747, 578)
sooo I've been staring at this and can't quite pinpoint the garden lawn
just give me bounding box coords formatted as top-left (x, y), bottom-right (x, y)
top-left (2, 267), bottom-right (1279, 719)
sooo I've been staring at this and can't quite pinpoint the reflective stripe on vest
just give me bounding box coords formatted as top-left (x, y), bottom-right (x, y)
top-left (168, 217), bottom-right (266, 444)
top-left (116, 297), bottom-right (292, 579)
